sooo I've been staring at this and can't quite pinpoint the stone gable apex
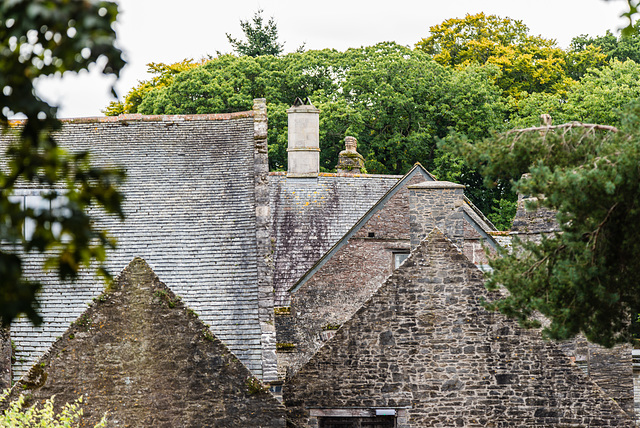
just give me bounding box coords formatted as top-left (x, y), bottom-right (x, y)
top-left (288, 163), bottom-right (434, 294)
top-left (11, 258), bottom-right (285, 428)
top-left (284, 229), bottom-right (633, 427)
top-left (289, 164), bottom-right (498, 295)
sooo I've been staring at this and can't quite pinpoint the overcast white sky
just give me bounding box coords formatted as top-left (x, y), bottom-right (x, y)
top-left (36, 0), bottom-right (630, 118)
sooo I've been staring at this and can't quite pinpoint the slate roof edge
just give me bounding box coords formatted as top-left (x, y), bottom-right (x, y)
top-left (7, 110), bottom-right (255, 126)
top-left (461, 205), bottom-right (500, 250)
top-left (462, 195), bottom-right (498, 232)
top-left (288, 163), bottom-right (434, 294)
top-left (268, 171), bottom-right (404, 179)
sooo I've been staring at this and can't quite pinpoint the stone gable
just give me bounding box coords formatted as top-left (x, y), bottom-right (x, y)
top-left (11, 258), bottom-right (285, 428)
top-left (276, 169), bottom-right (498, 380)
top-left (284, 230), bottom-right (633, 427)
top-left (276, 170), bottom-right (428, 378)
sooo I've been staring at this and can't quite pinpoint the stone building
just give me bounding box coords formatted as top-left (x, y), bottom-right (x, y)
top-left (0, 99), bottom-right (636, 426)
top-left (275, 169), bottom-right (498, 379)
top-left (284, 227), bottom-right (633, 427)
top-left (12, 258), bottom-right (285, 427)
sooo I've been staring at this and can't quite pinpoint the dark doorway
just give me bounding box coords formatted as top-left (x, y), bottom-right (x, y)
top-left (318, 416), bottom-right (396, 428)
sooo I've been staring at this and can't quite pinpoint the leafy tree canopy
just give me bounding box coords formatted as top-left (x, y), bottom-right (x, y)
top-left (103, 58), bottom-right (203, 115)
top-left (108, 12), bottom-right (640, 232)
top-left (570, 22), bottom-right (640, 65)
top-left (0, 0), bottom-right (126, 325)
top-left (112, 43), bottom-right (510, 217)
top-left (415, 13), bottom-right (577, 97)
top-left (447, 107), bottom-right (640, 347)
top-left (512, 59), bottom-right (640, 127)
top-left (226, 9), bottom-right (284, 57)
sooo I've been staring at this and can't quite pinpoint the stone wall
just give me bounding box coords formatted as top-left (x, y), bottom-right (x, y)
top-left (408, 181), bottom-right (465, 249)
top-left (11, 258), bottom-right (285, 427)
top-left (511, 194), bottom-right (559, 237)
top-left (284, 231), bottom-right (634, 427)
top-left (277, 174), bottom-right (497, 380)
top-left (558, 338), bottom-right (634, 416)
top-left (253, 99), bottom-right (278, 382)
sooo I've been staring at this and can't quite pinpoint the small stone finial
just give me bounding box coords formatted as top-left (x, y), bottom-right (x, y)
top-left (540, 114), bottom-right (552, 126)
top-left (336, 136), bottom-right (365, 174)
top-left (344, 136), bottom-right (357, 152)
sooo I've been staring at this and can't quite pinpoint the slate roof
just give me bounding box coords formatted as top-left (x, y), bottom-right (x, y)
top-left (3, 113), bottom-right (267, 379)
top-left (268, 172), bottom-right (402, 306)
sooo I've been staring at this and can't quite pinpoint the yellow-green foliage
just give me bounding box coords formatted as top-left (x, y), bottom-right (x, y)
top-left (104, 59), bottom-right (204, 116)
top-left (0, 389), bottom-right (107, 427)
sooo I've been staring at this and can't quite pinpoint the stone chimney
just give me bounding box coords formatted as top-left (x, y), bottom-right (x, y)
top-left (287, 97), bottom-right (320, 178)
top-left (336, 136), bottom-right (365, 174)
top-left (408, 181), bottom-right (466, 250)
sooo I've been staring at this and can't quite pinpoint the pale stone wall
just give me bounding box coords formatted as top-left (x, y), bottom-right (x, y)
top-left (287, 102), bottom-right (320, 178)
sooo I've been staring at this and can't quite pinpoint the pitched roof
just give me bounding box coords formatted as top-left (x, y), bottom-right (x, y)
top-left (11, 258), bottom-right (285, 427)
top-left (269, 172), bottom-right (401, 306)
top-left (4, 112), bottom-right (267, 379)
top-left (284, 229), bottom-right (634, 427)
top-left (288, 164), bottom-right (498, 294)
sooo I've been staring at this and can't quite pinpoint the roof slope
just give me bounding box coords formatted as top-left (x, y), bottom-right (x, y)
top-left (11, 258), bottom-right (285, 427)
top-left (285, 229), bottom-right (633, 427)
top-left (269, 172), bottom-right (401, 306)
top-left (5, 113), bottom-right (266, 378)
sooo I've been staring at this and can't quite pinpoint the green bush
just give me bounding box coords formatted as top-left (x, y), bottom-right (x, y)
top-left (0, 389), bottom-right (106, 428)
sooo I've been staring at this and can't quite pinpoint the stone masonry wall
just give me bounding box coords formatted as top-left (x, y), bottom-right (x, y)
top-left (463, 221), bottom-right (491, 266)
top-left (253, 99), bottom-right (278, 382)
top-left (10, 258), bottom-right (285, 427)
top-left (285, 231), bottom-right (634, 427)
top-left (558, 338), bottom-right (634, 416)
top-left (278, 175), bottom-right (495, 380)
top-left (408, 181), bottom-right (465, 249)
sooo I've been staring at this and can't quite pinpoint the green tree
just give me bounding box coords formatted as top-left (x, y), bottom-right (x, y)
top-left (112, 43), bottom-right (511, 216)
top-left (448, 108), bottom-right (640, 347)
top-left (512, 59), bottom-right (640, 128)
top-left (103, 59), bottom-right (202, 115)
top-left (569, 24), bottom-right (640, 69)
top-left (226, 9), bottom-right (284, 57)
top-left (415, 12), bottom-right (575, 98)
top-left (0, 0), bottom-right (126, 325)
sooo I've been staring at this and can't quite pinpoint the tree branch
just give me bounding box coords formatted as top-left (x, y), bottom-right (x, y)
top-left (506, 122), bottom-right (619, 135)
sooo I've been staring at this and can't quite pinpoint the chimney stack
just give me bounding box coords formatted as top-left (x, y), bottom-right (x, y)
top-left (287, 98), bottom-right (320, 178)
top-left (408, 181), bottom-right (466, 250)
top-left (336, 136), bottom-right (365, 174)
